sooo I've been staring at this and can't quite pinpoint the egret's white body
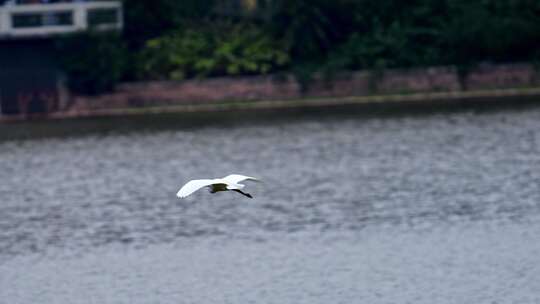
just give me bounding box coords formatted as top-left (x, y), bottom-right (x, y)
top-left (177, 174), bottom-right (259, 199)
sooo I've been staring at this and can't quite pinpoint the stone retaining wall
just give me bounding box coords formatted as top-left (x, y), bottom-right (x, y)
top-left (70, 63), bottom-right (539, 113)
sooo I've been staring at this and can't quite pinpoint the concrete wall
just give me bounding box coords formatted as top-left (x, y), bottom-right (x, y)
top-left (65, 63), bottom-right (540, 113)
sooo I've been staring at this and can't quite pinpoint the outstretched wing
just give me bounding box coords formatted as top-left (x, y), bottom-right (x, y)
top-left (177, 179), bottom-right (217, 198)
top-left (221, 174), bottom-right (260, 185)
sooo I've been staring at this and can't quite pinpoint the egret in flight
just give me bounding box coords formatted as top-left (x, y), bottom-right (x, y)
top-left (177, 174), bottom-right (260, 199)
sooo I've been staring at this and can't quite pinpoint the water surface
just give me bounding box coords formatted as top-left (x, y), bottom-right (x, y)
top-left (1, 105), bottom-right (540, 303)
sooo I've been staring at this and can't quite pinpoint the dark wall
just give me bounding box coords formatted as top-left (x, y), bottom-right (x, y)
top-left (0, 39), bottom-right (61, 115)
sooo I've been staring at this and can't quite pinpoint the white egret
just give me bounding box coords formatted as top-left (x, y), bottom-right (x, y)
top-left (177, 174), bottom-right (260, 199)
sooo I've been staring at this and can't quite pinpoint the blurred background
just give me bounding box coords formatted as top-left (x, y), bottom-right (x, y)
top-left (1, 1), bottom-right (540, 303)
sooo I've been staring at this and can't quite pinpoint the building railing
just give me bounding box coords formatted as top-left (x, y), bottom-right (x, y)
top-left (0, 1), bottom-right (122, 39)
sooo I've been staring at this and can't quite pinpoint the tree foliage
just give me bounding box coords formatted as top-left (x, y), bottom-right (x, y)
top-left (56, 0), bottom-right (540, 94)
top-left (266, 0), bottom-right (540, 72)
top-left (55, 32), bottom-right (127, 95)
top-left (121, 0), bottom-right (216, 48)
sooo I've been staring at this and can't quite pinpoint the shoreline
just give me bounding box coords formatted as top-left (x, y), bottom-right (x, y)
top-left (2, 87), bottom-right (540, 124)
top-left (1, 87), bottom-right (540, 142)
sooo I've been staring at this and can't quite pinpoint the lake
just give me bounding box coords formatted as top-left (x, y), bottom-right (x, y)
top-left (1, 103), bottom-right (540, 303)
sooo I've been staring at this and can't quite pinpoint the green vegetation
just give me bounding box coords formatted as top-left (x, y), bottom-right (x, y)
top-left (137, 22), bottom-right (289, 80)
top-left (55, 32), bottom-right (127, 95)
top-left (55, 0), bottom-right (540, 94)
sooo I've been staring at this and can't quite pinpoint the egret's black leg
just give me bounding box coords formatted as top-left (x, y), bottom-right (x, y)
top-left (233, 189), bottom-right (253, 198)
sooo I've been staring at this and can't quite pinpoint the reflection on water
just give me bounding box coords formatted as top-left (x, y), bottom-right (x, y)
top-left (1, 105), bottom-right (540, 303)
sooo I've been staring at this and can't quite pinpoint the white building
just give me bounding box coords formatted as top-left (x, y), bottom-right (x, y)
top-left (0, 1), bottom-right (122, 117)
top-left (0, 0), bottom-right (122, 39)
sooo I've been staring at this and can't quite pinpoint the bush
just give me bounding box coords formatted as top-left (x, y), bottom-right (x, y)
top-left (266, 0), bottom-right (540, 76)
top-left (55, 32), bottom-right (128, 95)
top-left (438, 0), bottom-right (540, 66)
top-left (137, 22), bottom-right (289, 80)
